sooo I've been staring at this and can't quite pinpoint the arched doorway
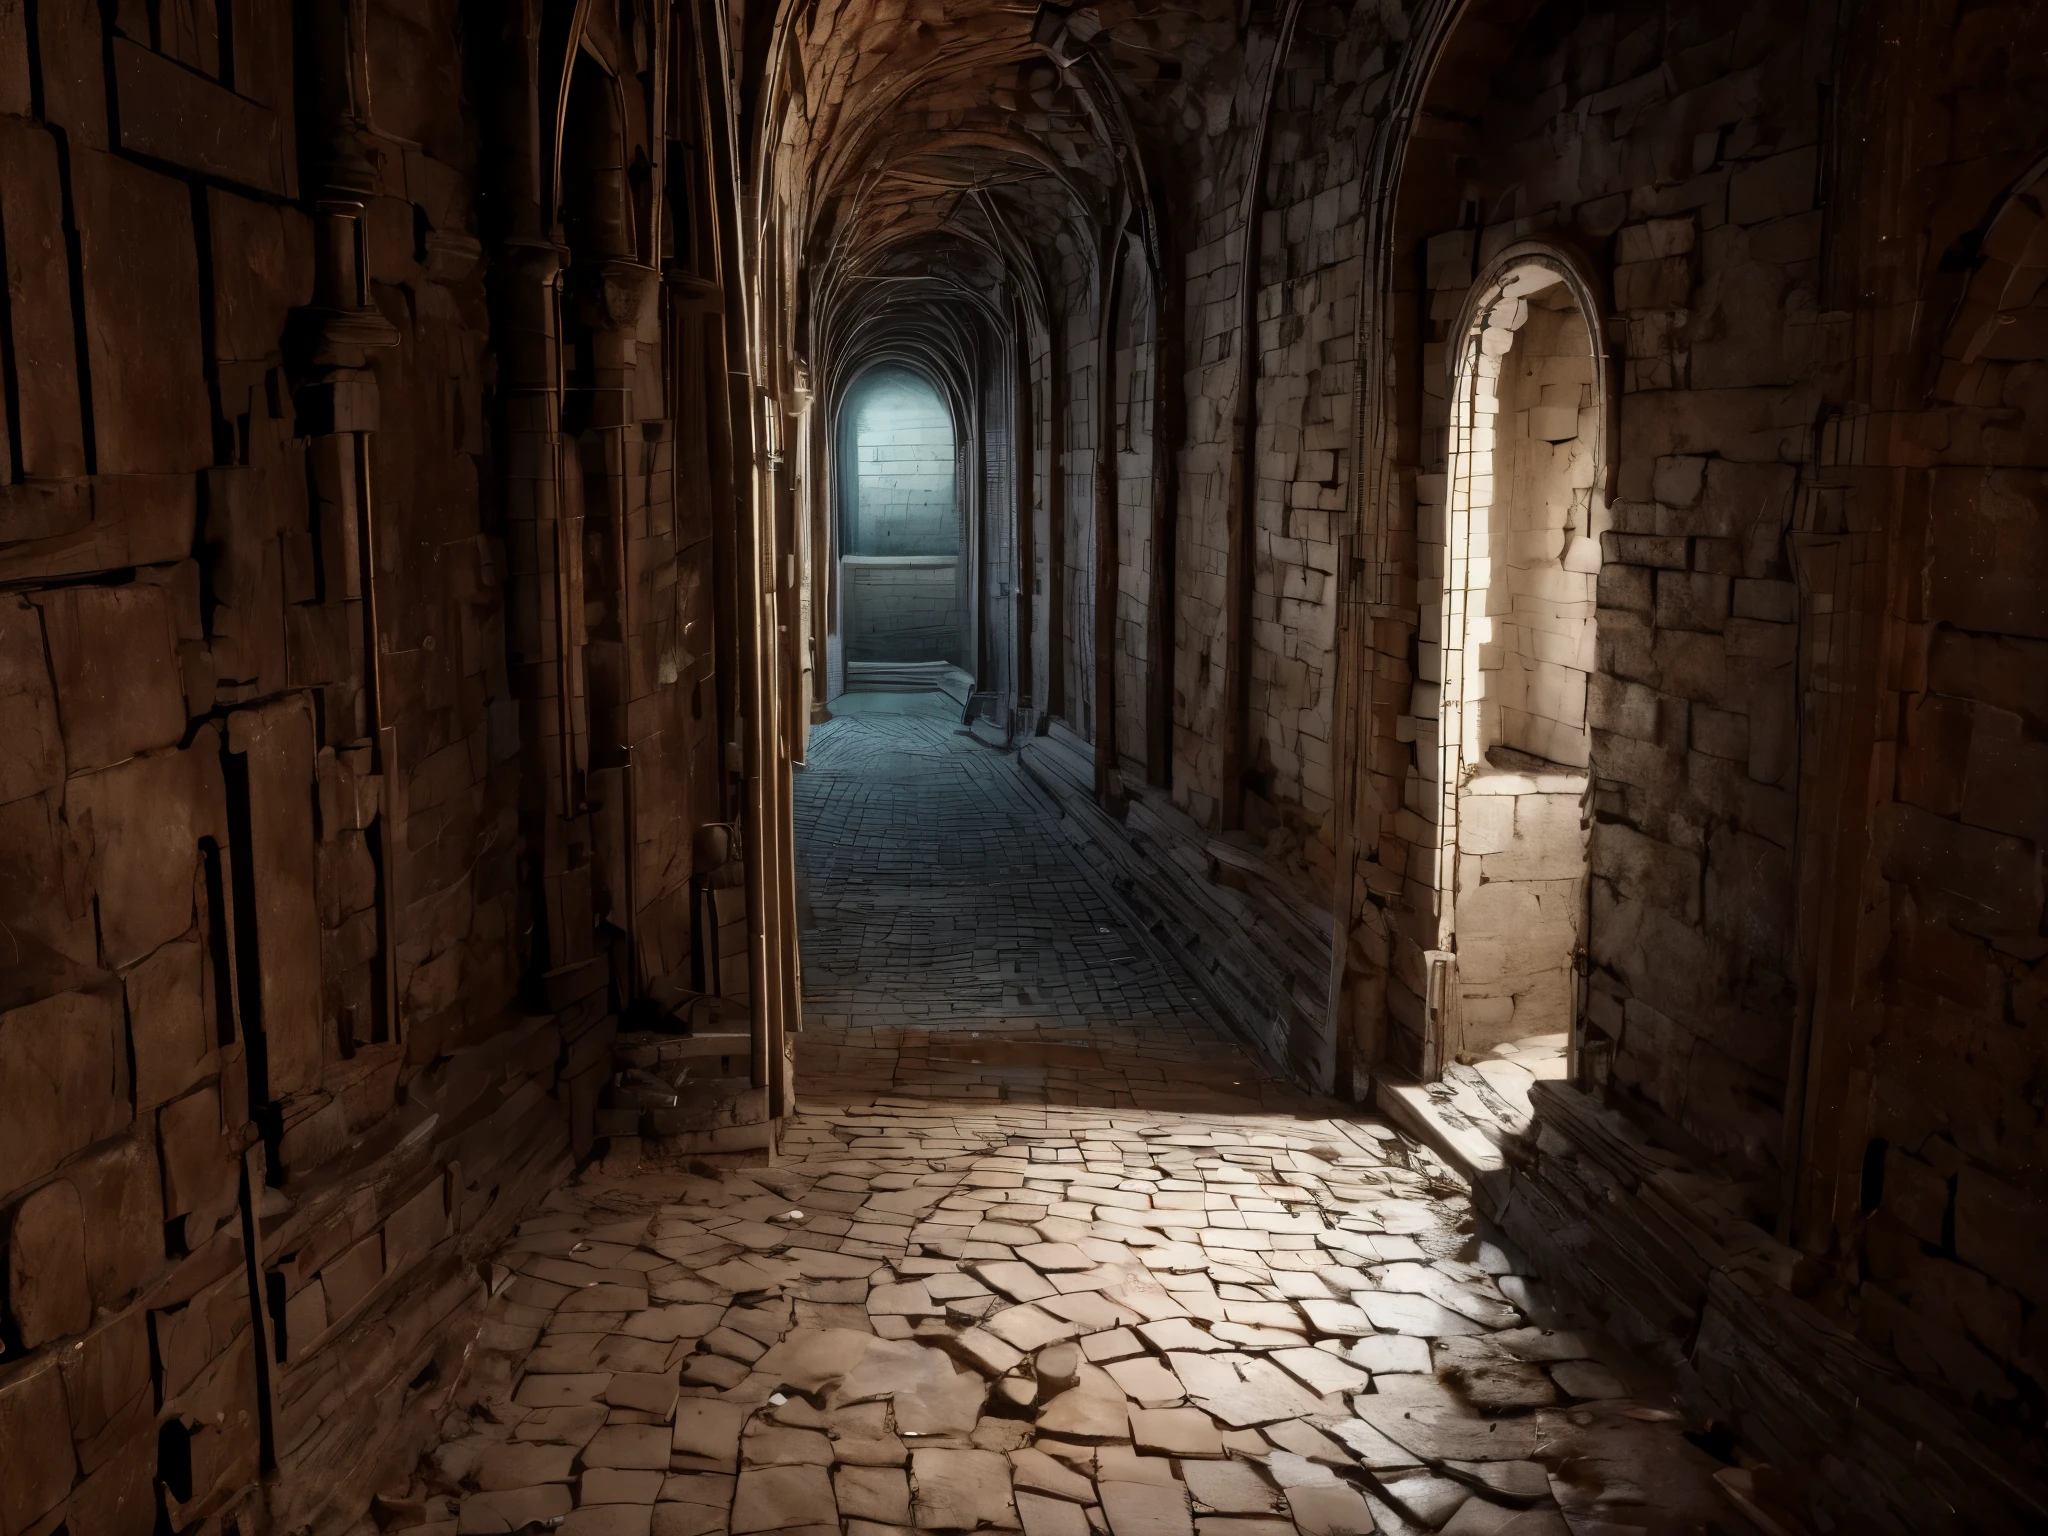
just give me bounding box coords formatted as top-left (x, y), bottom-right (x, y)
top-left (1428, 245), bottom-right (1610, 1073)
top-left (835, 366), bottom-right (966, 690)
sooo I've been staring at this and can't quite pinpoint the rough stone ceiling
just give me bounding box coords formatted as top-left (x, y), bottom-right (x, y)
top-left (772, 0), bottom-right (1256, 386)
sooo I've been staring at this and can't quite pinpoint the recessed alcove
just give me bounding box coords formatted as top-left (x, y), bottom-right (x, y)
top-left (836, 366), bottom-right (965, 681)
top-left (1432, 256), bottom-right (1603, 1061)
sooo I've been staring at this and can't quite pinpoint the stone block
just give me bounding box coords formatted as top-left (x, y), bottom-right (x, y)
top-left (228, 699), bottom-right (325, 1098)
top-left (128, 937), bottom-right (212, 1112)
top-left (71, 149), bottom-right (212, 474)
top-left (1457, 795), bottom-right (1515, 857)
top-left (209, 189), bottom-right (314, 362)
top-left (57, 1305), bottom-right (150, 1464)
top-left (1653, 571), bottom-right (1729, 633)
top-left (1696, 459), bottom-right (1795, 541)
top-left (1590, 822), bottom-right (1701, 923)
top-left (1882, 1147), bottom-right (1949, 1248)
top-left (1879, 802), bottom-right (2038, 943)
top-left (0, 477), bottom-right (91, 554)
top-left (1651, 455), bottom-right (1706, 509)
top-left (0, 120), bottom-right (86, 478)
top-left (71, 1134), bottom-right (163, 1311)
top-left (1962, 703), bottom-right (2048, 846)
top-left (384, 1177), bottom-right (451, 1277)
top-left (113, 37), bottom-right (289, 195)
top-left (1729, 145), bottom-right (1818, 225)
top-left (0, 792), bottom-right (100, 1007)
top-left (0, 987), bottom-right (126, 1199)
top-left (1688, 706), bottom-right (1748, 762)
top-left (911, 1447), bottom-right (1018, 1530)
top-left (32, 582), bottom-right (186, 772)
top-left (0, 476), bottom-right (201, 587)
top-left (1595, 564), bottom-right (1652, 615)
top-left (1616, 217), bottom-right (1696, 263)
top-left (36, 0), bottom-right (108, 145)
top-left (0, 1355), bottom-right (77, 1534)
top-left (1730, 578), bottom-right (1795, 622)
top-left (282, 1277), bottom-right (327, 1360)
top-left (71, 744), bottom-right (220, 968)
top-left (162, 1327), bottom-right (260, 1513)
top-left (732, 1463), bottom-right (837, 1533)
top-left (673, 1398), bottom-right (747, 1468)
top-left (4, 1176), bottom-right (90, 1347)
top-left (1702, 827), bottom-right (1791, 964)
top-left (158, 1084), bottom-right (236, 1226)
top-left (0, 596), bottom-right (66, 806)
top-left (62, 1439), bottom-right (156, 1536)
top-left (1588, 673), bottom-right (1661, 742)
top-left (1955, 1167), bottom-right (2048, 1308)
top-left (1614, 257), bottom-right (1691, 312)
top-left (0, 0), bottom-right (24, 112)
top-left (206, 467), bottom-right (291, 696)
top-left (320, 1231), bottom-right (386, 1321)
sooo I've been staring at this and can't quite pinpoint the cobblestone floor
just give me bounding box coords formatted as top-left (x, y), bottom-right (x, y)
top-left (381, 702), bottom-right (1758, 1536)
top-left (794, 700), bottom-right (1216, 1029)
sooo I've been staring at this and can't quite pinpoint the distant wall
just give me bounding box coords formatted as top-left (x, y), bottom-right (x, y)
top-left (841, 556), bottom-right (962, 665)
top-left (842, 368), bottom-right (958, 556)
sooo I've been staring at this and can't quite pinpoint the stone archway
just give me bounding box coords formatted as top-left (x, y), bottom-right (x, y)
top-left (834, 365), bottom-right (968, 688)
top-left (1426, 243), bottom-right (1614, 1076)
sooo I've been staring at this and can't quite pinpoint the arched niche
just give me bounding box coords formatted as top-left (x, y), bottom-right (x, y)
top-left (835, 364), bottom-right (965, 674)
top-left (1426, 240), bottom-right (1613, 1069)
top-left (561, 51), bottom-right (633, 262)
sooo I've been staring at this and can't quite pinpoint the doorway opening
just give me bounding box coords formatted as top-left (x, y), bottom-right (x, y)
top-left (1431, 250), bottom-right (1607, 1074)
top-left (835, 365), bottom-right (969, 700)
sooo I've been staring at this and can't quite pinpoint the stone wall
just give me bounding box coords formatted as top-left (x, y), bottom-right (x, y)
top-left (1346, 0), bottom-right (1829, 1170)
top-left (1337, 2), bottom-right (2048, 1528)
top-left (0, 1), bottom-right (772, 1531)
top-left (985, 1), bottom-right (2048, 1522)
top-left (839, 557), bottom-right (965, 666)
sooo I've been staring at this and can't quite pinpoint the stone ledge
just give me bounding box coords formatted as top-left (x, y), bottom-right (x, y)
top-left (1384, 1071), bottom-right (2048, 1535)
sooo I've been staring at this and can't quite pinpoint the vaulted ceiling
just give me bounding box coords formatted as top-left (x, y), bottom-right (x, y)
top-left (760, 0), bottom-right (1268, 396)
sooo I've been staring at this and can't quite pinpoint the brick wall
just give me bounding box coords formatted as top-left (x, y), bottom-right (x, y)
top-left (0, 1), bottom-right (750, 1530)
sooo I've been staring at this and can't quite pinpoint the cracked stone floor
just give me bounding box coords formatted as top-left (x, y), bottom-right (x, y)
top-left (379, 700), bottom-right (1758, 1536)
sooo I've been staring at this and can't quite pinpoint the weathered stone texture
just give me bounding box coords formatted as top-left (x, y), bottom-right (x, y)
top-left (0, 0), bottom-right (773, 1528)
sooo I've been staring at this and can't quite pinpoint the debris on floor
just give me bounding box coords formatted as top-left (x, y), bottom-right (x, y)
top-left (378, 1076), bottom-right (1754, 1536)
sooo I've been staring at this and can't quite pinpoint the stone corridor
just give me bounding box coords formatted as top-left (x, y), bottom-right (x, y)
top-left (4, 5), bottom-right (2044, 1534)
top-left (375, 708), bottom-right (1759, 1536)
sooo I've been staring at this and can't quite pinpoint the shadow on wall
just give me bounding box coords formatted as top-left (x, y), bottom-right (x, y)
top-left (839, 366), bottom-right (962, 666)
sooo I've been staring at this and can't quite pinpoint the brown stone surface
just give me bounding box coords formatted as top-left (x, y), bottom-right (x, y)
top-left (32, 583), bottom-right (186, 772)
top-left (70, 149), bottom-right (212, 474)
top-left (0, 122), bottom-right (84, 480)
top-left (229, 698), bottom-right (324, 1098)
top-left (2, 7), bottom-right (2043, 1536)
top-left (0, 596), bottom-right (66, 802)
top-left (112, 36), bottom-right (289, 195)
top-left (70, 746), bottom-right (215, 968)
top-left (0, 987), bottom-right (126, 1196)
top-left (4, 1175), bottom-right (90, 1346)
top-left (0, 1355), bottom-right (79, 1533)
top-left (732, 1464), bottom-right (838, 1533)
